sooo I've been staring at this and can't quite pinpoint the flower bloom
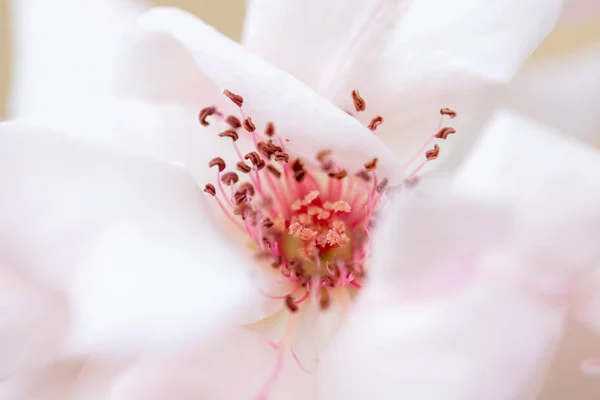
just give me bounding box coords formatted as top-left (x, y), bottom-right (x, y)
top-left (4, 1), bottom-right (599, 399)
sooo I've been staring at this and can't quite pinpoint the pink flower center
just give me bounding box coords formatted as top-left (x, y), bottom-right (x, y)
top-left (202, 89), bottom-right (456, 314)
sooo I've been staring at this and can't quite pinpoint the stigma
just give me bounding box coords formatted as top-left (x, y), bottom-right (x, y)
top-left (201, 89), bottom-right (456, 313)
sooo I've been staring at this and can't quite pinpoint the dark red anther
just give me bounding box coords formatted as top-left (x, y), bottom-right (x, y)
top-left (243, 117), bottom-right (256, 132)
top-left (221, 172), bottom-right (239, 186)
top-left (285, 295), bottom-right (299, 313)
top-left (368, 115), bottom-right (384, 131)
top-left (265, 122), bottom-right (275, 137)
top-left (209, 157), bottom-right (226, 172)
top-left (203, 183), bottom-right (216, 196)
top-left (364, 157), bottom-right (378, 171)
top-left (236, 161), bottom-right (252, 173)
top-left (435, 127), bottom-right (456, 140)
top-left (225, 115), bottom-right (242, 129)
top-left (291, 158), bottom-right (305, 172)
top-left (244, 152), bottom-right (261, 166)
top-left (351, 90), bottom-right (366, 112)
top-left (238, 182), bottom-right (255, 196)
top-left (440, 108), bottom-right (457, 118)
top-left (274, 151), bottom-right (289, 163)
top-left (316, 149), bottom-right (332, 162)
top-left (294, 169), bottom-right (306, 183)
top-left (262, 218), bottom-right (274, 229)
top-left (219, 129), bottom-right (239, 141)
top-left (199, 106), bottom-right (216, 126)
top-left (224, 89), bottom-right (244, 107)
top-left (266, 164), bottom-right (281, 178)
top-left (426, 144), bottom-right (440, 160)
top-left (328, 170), bottom-right (348, 180)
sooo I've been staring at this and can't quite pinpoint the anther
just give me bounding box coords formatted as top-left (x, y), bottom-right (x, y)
top-left (256, 159), bottom-right (266, 170)
top-left (238, 182), bottom-right (255, 196)
top-left (265, 122), bottom-right (275, 137)
top-left (271, 255), bottom-right (283, 268)
top-left (364, 157), bottom-right (378, 171)
top-left (244, 152), bottom-right (261, 166)
top-left (223, 89), bottom-right (244, 107)
top-left (199, 106), bottom-right (216, 126)
top-left (328, 170), bottom-right (348, 180)
top-left (316, 149), bottom-right (332, 162)
top-left (292, 159), bottom-right (305, 172)
top-left (285, 295), bottom-right (299, 313)
top-left (234, 191), bottom-right (247, 205)
top-left (256, 141), bottom-right (275, 158)
top-left (368, 115), bottom-right (384, 131)
top-left (267, 164), bottom-right (282, 178)
top-left (295, 169), bottom-right (306, 183)
top-left (236, 161), bottom-right (252, 173)
top-left (221, 172), bottom-right (239, 186)
top-left (209, 157), bottom-right (226, 172)
top-left (440, 108), bottom-right (457, 118)
top-left (274, 151), bottom-right (289, 163)
top-left (262, 218), bottom-right (274, 229)
top-left (435, 127), bottom-right (456, 140)
top-left (376, 178), bottom-right (389, 194)
top-left (219, 129), bottom-right (239, 141)
top-left (243, 117), bottom-right (256, 132)
top-left (203, 183), bottom-right (216, 196)
top-left (426, 144), bottom-right (440, 160)
top-left (351, 90), bottom-right (366, 112)
top-left (225, 115), bottom-right (242, 129)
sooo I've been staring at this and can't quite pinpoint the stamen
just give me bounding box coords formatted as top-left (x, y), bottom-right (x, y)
top-left (351, 89), bottom-right (366, 112)
top-left (199, 106), bottom-right (216, 126)
top-left (219, 129), bottom-right (239, 141)
top-left (364, 157), bottom-right (378, 171)
top-left (435, 127), bottom-right (456, 140)
top-left (221, 172), bottom-right (239, 186)
top-left (440, 108), bottom-right (457, 118)
top-left (367, 115), bottom-right (384, 131)
top-left (226, 115), bottom-right (242, 129)
top-left (267, 164), bottom-right (282, 178)
top-left (237, 161), bottom-right (252, 173)
top-left (243, 117), bottom-right (256, 132)
top-left (209, 157), bottom-right (226, 172)
top-left (203, 183), bottom-right (216, 196)
top-left (223, 89), bottom-right (244, 107)
top-left (265, 122), bottom-right (276, 137)
top-left (426, 144), bottom-right (440, 160)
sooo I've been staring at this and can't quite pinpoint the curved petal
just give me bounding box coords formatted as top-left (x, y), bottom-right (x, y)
top-left (0, 264), bottom-right (68, 377)
top-left (8, 0), bottom-right (146, 119)
top-left (453, 111), bottom-right (600, 275)
top-left (108, 329), bottom-right (314, 400)
top-left (0, 121), bottom-right (260, 354)
top-left (242, 0), bottom-right (562, 131)
top-left (562, 0), bottom-right (600, 24)
top-left (318, 194), bottom-right (564, 400)
top-left (119, 7), bottom-right (400, 180)
top-left (500, 44), bottom-right (600, 145)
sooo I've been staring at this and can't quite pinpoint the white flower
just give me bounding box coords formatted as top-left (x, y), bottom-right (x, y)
top-left (4, 1), bottom-right (599, 399)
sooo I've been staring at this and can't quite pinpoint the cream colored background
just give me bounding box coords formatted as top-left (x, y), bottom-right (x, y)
top-left (0, 0), bottom-right (245, 118)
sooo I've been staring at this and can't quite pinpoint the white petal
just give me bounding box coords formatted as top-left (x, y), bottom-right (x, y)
top-left (500, 44), bottom-right (600, 145)
top-left (0, 264), bottom-right (68, 377)
top-left (108, 329), bottom-right (314, 400)
top-left (8, 0), bottom-right (146, 119)
top-left (119, 7), bottom-right (400, 180)
top-left (242, 0), bottom-right (562, 130)
top-left (319, 274), bottom-right (563, 400)
top-left (453, 111), bottom-right (600, 276)
top-left (0, 122), bottom-right (259, 354)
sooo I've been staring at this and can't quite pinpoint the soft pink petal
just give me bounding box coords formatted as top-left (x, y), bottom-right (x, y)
top-left (119, 7), bottom-right (400, 180)
top-left (500, 44), bottom-right (600, 145)
top-left (562, 0), bottom-right (600, 24)
top-left (453, 111), bottom-right (600, 278)
top-left (243, 0), bottom-right (562, 132)
top-left (107, 329), bottom-right (314, 400)
top-left (0, 121), bottom-right (260, 355)
top-left (8, 0), bottom-right (147, 119)
top-left (0, 264), bottom-right (68, 377)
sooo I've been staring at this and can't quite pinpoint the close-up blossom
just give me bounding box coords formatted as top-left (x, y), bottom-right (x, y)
top-left (1, 0), bottom-right (599, 399)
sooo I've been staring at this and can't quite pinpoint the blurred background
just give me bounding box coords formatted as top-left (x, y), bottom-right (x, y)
top-left (0, 1), bottom-right (599, 399)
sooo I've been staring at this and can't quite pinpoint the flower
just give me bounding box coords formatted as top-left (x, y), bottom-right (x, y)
top-left (3, 1), bottom-right (595, 399)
